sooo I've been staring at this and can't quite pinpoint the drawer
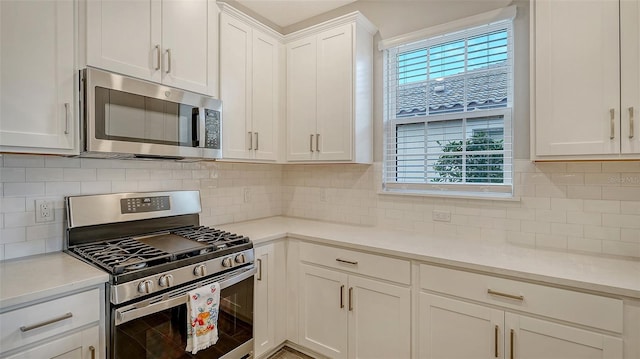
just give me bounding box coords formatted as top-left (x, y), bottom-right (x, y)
top-left (0, 288), bottom-right (101, 354)
top-left (299, 241), bottom-right (410, 284)
top-left (420, 264), bottom-right (623, 333)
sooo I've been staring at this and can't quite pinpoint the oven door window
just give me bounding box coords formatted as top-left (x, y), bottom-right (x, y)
top-left (95, 86), bottom-right (199, 147)
top-left (113, 276), bottom-right (254, 359)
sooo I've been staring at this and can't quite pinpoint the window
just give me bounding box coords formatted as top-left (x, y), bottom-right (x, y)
top-left (383, 18), bottom-right (514, 197)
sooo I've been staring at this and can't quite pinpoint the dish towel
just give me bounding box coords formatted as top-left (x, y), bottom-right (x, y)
top-left (185, 282), bottom-right (220, 354)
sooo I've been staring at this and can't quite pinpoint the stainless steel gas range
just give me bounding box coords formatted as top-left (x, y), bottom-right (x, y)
top-left (65, 191), bottom-right (255, 359)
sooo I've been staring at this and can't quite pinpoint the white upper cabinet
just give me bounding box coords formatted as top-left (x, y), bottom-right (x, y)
top-left (286, 13), bottom-right (376, 163)
top-left (220, 6), bottom-right (281, 161)
top-left (87, 0), bottom-right (218, 96)
top-left (532, 0), bottom-right (640, 159)
top-left (0, 0), bottom-right (77, 155)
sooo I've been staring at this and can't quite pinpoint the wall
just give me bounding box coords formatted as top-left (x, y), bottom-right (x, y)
top-left (0, 154), bottom-right (283, 260)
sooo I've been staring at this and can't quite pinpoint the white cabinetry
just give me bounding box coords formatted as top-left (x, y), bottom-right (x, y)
top-left (0, 288), bottom-right (102, 359)
top-left (286, 13), bottom-right (375, 163)
top-left (297, 242), bottom-right (411, 359)
top-left (0, 0), bottom-right (77, 155)
top-left (220, 6), bottom-right (282, 161)
top-left (418, 264), bottom-right (623, 359)
top-left (532, 0), bottom-right (640, 159)
top-left (86, 0), bottom-right (218, 96)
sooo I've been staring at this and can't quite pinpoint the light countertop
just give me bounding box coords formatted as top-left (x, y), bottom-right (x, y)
top-left (0, 252), bottom-right (109, 310)
top-left (218, 216), bottom-right (640, 299)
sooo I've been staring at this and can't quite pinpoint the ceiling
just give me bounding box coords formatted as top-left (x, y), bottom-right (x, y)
top-left (235, 0), bottom-right (357, 27)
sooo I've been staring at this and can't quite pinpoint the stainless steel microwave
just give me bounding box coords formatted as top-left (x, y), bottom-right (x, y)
top-left (80, 67), bottom-right (222, 160)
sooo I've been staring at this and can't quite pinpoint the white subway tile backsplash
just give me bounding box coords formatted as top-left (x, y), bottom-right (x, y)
top-left (535, 233), bottom-right (568, 250)
top-left (602, 240), bottom-right (640, 258)
top-left (97, 168), bottom-right (126, 181)
top-left (567, 185), bottom-right (602, 200)
top-left (45, 182), bottom-right (81, 196)
top-left (566, 211), bottom-right (602, 225)
top-left (26, 168), bottom-right (63, 182)
top-left (4, 182), bottom-right (45, 197)
top-left (3, 155), bottom-right (44, 168)
top-left (583, 200), bottom-right (620, 214)
top-left (4, 239), bottom-right (46, 259)
top-left (602, 213), bottom-right (640, 229)
top-left (568, 237), bottom-right (602, 254)
top-left (63, 168), bottom-right (97, 181)
top-left (583, 225), bottom-right (621, 241)
top-left (81, 181), bottom-right (112, 195)
top-left (1, 227), bottom-right (26, 244)
top-left (4, 211), bottom-right (35, 228)
top-left (621, 229), bottom-right (640, 243)
top-left (0, 197), bottom-right (25, 213)
top-left (0, 168), bottom-right (25, 182)
top-left (45, 156), bottom-right (80, 168)
top-left (602, 186), bottom-right (640, 201)
top-left (566, 162), bottom-right (602, 173)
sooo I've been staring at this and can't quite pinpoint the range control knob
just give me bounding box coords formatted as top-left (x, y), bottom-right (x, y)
top-left (193, 264), bottom-right (207, 277)
top-left (234, 254), bottom-right (246, 264)
top-left (137, 280), bottom-right (154, 294)
top-left (221, 257), bottom-right (233, 268)
top-left (158, 274), bottom-right (173, 287)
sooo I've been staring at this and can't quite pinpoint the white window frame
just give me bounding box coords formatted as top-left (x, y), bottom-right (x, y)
top-left (381, 8), bottom-right (516, 199)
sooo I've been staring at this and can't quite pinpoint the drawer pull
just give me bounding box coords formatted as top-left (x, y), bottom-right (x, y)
top-left (488, 289), bottom-right (524, 301)
top-left (89, 345), bottom-right (96, 359)
top-left (256, 258), bottom-right (262, 281)
top-left (494, 325), bottom-right (499, 358)
top-left (610, 108), bottom-right (615, 139)
top-left (336, 258), bottom-right (358, 265)
top-left (340, 285), bottom-right (345, 309)
top-left (20, 312), bottom-right (73, 332)
top-left (348, 287), bottom-right (353, 311)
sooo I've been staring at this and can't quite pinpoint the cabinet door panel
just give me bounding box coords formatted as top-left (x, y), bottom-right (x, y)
top-left (220, 13), bottom-right (252, 159)
top-left (0, 0), bottom-right (75, 153)
top-left (348, 275), bottom-right (410, 359)
top-left (254, 244), bottom-right (276, 358)
top-left (419, 293), bottom-right (504, 359)
top-left (252, 30), bottom-right (279, 161)
top-left (287, 38), bottom-right (317, 161)
top-left (298, 264), bottom-right (348, 359)
top-left (162, 0), bottom-right (212, 94)
top-left (87, 0), bottom-right (161, 83)
top-left (316, 24), bottom-right (353, 161)
top-left (621, 0), bottom-right (640, 153)
top-left (534, 0), bottom-right (620, 156)
top-left (506, 314), bottom-right (622, 359)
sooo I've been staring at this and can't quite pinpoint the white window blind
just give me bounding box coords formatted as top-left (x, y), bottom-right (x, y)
top-left (383, 19), bottom-right (514, 197)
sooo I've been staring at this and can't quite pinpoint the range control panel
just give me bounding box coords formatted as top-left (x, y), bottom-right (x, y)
top-left (120, 196), bottom-right (170, 214)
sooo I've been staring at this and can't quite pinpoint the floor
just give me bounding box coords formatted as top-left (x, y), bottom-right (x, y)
top-left (267, 346), bottom-right (315, 359)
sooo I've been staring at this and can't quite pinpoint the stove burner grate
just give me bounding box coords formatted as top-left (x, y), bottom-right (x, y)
top-left (171, 226), bottom-right (250, 250)
top-left (72, 238), bottom-right (171, 274)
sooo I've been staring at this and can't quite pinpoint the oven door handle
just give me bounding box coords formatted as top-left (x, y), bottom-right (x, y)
top-left (115, 267), bottom-right (256, 326)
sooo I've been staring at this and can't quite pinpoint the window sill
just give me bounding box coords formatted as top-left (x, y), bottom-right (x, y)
top-left (378, 188), bottom-right (520, 201)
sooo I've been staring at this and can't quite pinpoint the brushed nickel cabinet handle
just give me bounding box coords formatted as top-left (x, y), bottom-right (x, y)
top-left (495, 325), bottom-right (499, 358)
top-left (510, 329), bottom-right (515, 359)
top-left (256, 258), bottom-right (262, 281)
top-left (248, 131), bottom-right (253, 150)
top-left (610, 108), bottom-right (615, 139)
top-left (64, 103), bottom-right (70, 134)
top-left (348, 287), bottom-right (353, 311)
top-left (155, 45), bottom-right (161, 71)
top-left (20, 312), bottom-right (73, 332)
top-left (340, 285), bottom-right (344, 308)
top-left (310, 134), bottom-right (314, 152)
top-left (255, 132), bottom-right (259, 150)
top-left (89, 345), bottom-right (96, 359)
top-left (630, 107), bottom-right (635, 139)
top-left (316, 133), bottom-right (320, 152)
top-left (336, 258), bottom-right (358, 265)
top-left (166, 49), bottom-right (172, 74)
top-left (488, 289), bottom-right (524, 301)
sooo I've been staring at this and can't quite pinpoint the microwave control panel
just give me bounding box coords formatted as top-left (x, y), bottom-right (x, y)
top-left (204, 109), bottom-right (220, 149)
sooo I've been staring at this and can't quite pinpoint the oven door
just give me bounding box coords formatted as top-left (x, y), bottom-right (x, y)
top-left (111, 266), bottom-right (255, 359)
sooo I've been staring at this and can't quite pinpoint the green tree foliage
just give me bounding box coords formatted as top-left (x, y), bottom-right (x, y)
top-left (432, 131), bottom-right (504, 183)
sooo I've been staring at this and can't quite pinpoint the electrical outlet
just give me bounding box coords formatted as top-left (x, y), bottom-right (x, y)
top-left (243, 187), bottom-right (251, 203)
top-left (35, 199), bottom-right (54, 223)
top-left (432, 210), bottom-right (451, 222)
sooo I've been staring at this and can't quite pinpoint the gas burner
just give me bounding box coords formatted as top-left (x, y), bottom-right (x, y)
top-left (118, 257), bottom-right (148, 272)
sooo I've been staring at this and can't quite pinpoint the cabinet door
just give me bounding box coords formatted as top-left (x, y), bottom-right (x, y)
top-left (0, 0), bottom-right (76, 154)
top-left (287, 37), bottom-right (317, 161)
top-left (316, 24), bottom-right (354, 161)
top-left (5, 325), bottom-right (99, 359)
top-left (621, 0), bottom-right (640, 153)
top-left (348, 275), bottom-right (410, 359)
top-left (534, 0), bottom-right (620, 156)
top-left (252, 30), bottom-right (280, 161)
top-left (298, 264), bottom-right (348, 359)
top-left (505, 313), bottom-right (622, 359)
top-left (419, 293), bottom-right (504, 359)
top-left (220, 13), bottom-right (253, 160)
top-left (162, 0), bottom-right (215, 95)
top-left (86, 0), bottom-right (161, 83)
top-left (254, 244), bottom-right (276, 358)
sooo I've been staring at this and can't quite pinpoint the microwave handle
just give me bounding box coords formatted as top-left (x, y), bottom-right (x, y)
top-left (192, 108), bottom-right (201, 147)
top-left (114, 267), bottom-right (256, 326)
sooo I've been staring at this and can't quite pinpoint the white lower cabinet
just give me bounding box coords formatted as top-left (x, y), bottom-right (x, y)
top-left (4, 325), bottom-right (100, 359)
top-left (297, 246), bottom-right (411, 359)
top-left (418, 264), bottom-right (624, 359)
top-left (254, 243), bottom-right (276, 358)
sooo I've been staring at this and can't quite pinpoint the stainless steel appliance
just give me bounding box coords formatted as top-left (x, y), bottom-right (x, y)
top-left (65, 191), bottom-right (254, 359)
top-left (80, 68), bottom-right (222, 160)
